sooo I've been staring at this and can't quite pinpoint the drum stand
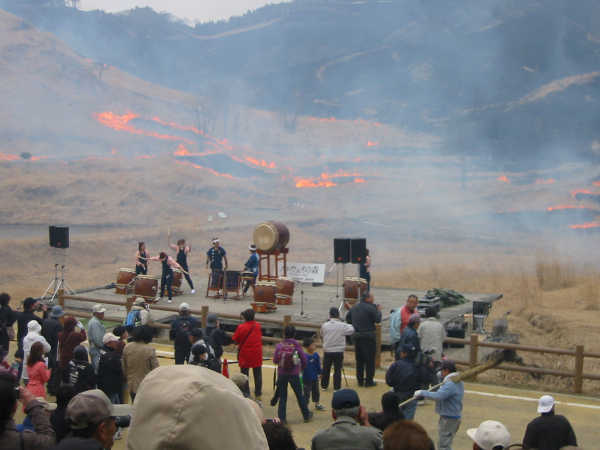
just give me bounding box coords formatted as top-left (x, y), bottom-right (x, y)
top-left (40, 248), bottom-right (76, 302)
top-left (293, 280), bottom-right (308, 320)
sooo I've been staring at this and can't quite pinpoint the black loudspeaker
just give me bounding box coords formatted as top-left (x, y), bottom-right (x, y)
top-left (49, 226), bottom-right (69, 249)
top-left (351, 238), bottom-right (367, 264)
top-left (333, 238), bottom-right (351, 264)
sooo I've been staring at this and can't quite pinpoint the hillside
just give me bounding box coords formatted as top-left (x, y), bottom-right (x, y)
top-left (2, 0), bottom-right (600, 167)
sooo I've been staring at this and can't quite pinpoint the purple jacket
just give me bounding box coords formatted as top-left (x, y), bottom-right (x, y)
top-left (273, 339), bottom-right (307, 376)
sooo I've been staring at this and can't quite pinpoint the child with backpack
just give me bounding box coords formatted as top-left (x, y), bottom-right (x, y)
top-left (272, 326), bottom-right (313, 423)
top-left (302, 338), bottom-right (325, 411)
top-left (69, 345), bottom-right (96, 393)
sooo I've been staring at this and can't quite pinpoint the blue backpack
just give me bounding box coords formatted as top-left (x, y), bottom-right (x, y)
top-left (124, 310), bottom-right (141, 327)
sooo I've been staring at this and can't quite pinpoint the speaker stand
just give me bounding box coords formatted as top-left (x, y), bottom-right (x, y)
top-left (40, 249), bottom-right (76, 302)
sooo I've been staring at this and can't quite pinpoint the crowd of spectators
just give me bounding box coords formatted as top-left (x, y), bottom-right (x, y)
top-left (0, 291), bottom-right (587, 450)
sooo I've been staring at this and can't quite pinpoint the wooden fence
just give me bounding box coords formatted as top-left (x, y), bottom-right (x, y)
top-left (58, 290), bottom-right (600, 393)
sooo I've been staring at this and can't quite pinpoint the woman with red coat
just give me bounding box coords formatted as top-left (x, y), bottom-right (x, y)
top-left (57, 316), bottom-right (87, 383)
top-left (25, 342), bottom-right (50, 403)
top-left (233, 309), bottom-right (263, 400)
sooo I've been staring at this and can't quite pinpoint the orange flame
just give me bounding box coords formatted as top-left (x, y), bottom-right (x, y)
top-left (94, 112), bottom-right (195, 144)
top-left (535, 178), bottom-right (554, 185)
top-left (295, 177), bottom-right (337, 188)
top-left (367, 141), bottom-right (379, 147)
top-left (547, 205), bottom-right (588, 211)
top-left (30, 155), bottom-right (50, 161)
top-left (110, 148), bottom-right (118, 155)
top-left (571, 189), bottom-right (596, 197)
top-left (0, 153), bottom-right (20, 161)
top-left (594, 181), bottom-right (600, 186)
top-left (175, 160), bottom-right (234, 179)
top-left (498, 175), bottom-right (509, 183)
top-left (244, 156), bottom-right (276, 169)
top-left (569, 221), bottom-right (600, 229)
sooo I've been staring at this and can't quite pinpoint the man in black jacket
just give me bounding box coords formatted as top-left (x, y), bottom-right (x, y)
top-left (385, 344), bottom-right (434, 420)
top-left (97, 334), bottom-right (123, 405)
top-left (41, 305), bottom-right (64, 395)
top-left (523, 395), bottom-right (577, 450)
top-left (202, 313), bottom-right (234, 359)
top-left (346, 290), bottom-right (382, 388)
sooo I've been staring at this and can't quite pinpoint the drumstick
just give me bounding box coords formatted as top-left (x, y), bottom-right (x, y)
top-left (168, 226), bottom-right (170, 235)
top-left (138, 256), bottom-right (150, 260)
top-left (179, 268), bottom-right (189, 275)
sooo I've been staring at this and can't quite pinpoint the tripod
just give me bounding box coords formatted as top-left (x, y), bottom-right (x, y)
top-left (292, 280), bottom-right (308, 320)
top-left (41, 248), bottom-right (76, 302)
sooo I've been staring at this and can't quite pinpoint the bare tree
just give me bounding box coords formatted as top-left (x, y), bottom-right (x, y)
top-left (20, 152), bottom-right (32, 174)
top-left (281, 90), bottom-right (311, 134)
top-left (188, 82), bottom-right (227, 152)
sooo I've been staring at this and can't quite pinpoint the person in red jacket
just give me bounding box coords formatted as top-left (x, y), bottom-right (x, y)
top-left (233, 309), bottom-right (263, 400)
top-left (57, 316), bottom-right (87, 384)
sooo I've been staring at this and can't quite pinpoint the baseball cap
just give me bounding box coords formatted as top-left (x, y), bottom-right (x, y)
top-left (133, 297), bottom-right (145, 306)
top-left (66, 389), bottom-right (132, 429)
top-left (206, 313), bottom-right (218, 327)
top-left (409, 313), bottom-right (421, 323)
top-left (50, 305), bottom-right (65, 318)
top-left (92, 305), bottom-right (106, 314)
top-left (400, 343), bottom-right (416, 354)
top-left (467, 420), bottom-right (511, 450)
top-left (102, 333), bottom-right (119, 345)
top-left (231, 372), bottom-right (249, 389)
top-left (537, 395), bottom-right (555, 413)
top-left (127, 365), bottom-right (268, 450)
top-left (180, 302), bottom-right (190, 311)
top-left (332, 389), bottom-right (361, 410)
top-left (440, 360), bottom-right (457, 372)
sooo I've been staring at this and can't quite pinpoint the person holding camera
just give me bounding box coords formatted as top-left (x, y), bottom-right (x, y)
top-left (385, 343), bottom-right (435, 420)
top-left (0, 382), bottom-right (56, 449)
top-left (345, 291), bottom-right (382, 388)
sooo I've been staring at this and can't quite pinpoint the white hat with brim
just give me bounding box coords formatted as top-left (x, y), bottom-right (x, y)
top-left (92, 305), bottom-right (107, 313)
top-left (467, 421), bottom-right (511, 450)
top-left (37, 398), bottom-right (57, 411)
top-left (537, 395), bottom-right (555, 413)
top-left (179, 303), bottom-right (190, 311)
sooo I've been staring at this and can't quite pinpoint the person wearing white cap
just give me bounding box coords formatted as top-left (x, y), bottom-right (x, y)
top-left (127, 298), bottom-right (155, 327)
top-left (243, 245), bottom-right (259, 294)
top-left (467, 420), bottom-right (511, 450)
top-left (87, 305), bottom-right (107, 370)
top-left (523, 395), bottom-right (577, 450)
top-left (206, 238), bottom-right (228, 271)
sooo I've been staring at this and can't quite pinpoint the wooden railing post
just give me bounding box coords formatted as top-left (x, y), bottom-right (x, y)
top-left (283, 315), bottom-right (291, 330)
top-left (201, 306), bottom-right (209, 328)
top-left (57, 289), bottom-right (65, 310)
top-left (574, 345), bottom-right (584, 394)
top-left (375, 323), bottom-right (382, 368)
top-left (469, 334), bottom-right (479, 381)
top-left (126, 295), bottom-right (134, 313)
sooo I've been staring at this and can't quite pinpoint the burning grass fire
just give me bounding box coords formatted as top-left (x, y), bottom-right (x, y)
top-left (569, 221), bottom-right (600, 229)
top-left (294, 171), bottom-right (372, 188)
top-left (174, 160), bottom-right (234, 179)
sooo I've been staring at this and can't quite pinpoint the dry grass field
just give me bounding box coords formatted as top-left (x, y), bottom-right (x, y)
top-left (2, 7), bottom-right (600, 396)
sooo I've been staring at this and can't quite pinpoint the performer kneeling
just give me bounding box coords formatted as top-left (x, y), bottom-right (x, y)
top-left (149, 252), bottom-right (183, 303)
top-left (135, 242), bottom-right (150, 276)
top-left (168, 234), bottom-right (195, 294)
top-left (244, 244), bottom-right (259, 294)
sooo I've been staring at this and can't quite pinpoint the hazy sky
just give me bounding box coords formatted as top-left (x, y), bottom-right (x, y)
top-left (79, 0), bottom-right (290, 23)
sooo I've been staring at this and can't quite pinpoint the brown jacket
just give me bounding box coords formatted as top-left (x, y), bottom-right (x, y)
top-left (122, 341), bottom-right (160, 394)
top-left (0, 400), bottom-right (56, 450)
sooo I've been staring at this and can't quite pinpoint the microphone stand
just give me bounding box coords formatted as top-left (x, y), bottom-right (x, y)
top-left (293, 280), bottom-right (308, 320)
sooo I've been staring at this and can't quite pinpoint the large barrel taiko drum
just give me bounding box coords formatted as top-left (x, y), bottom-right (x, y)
top-left (116, 268), bottom-right (136, 295)
top-left (253, 221), bottom-right (290, 252)
top-left (133, 275), bottom-right (158, 300)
